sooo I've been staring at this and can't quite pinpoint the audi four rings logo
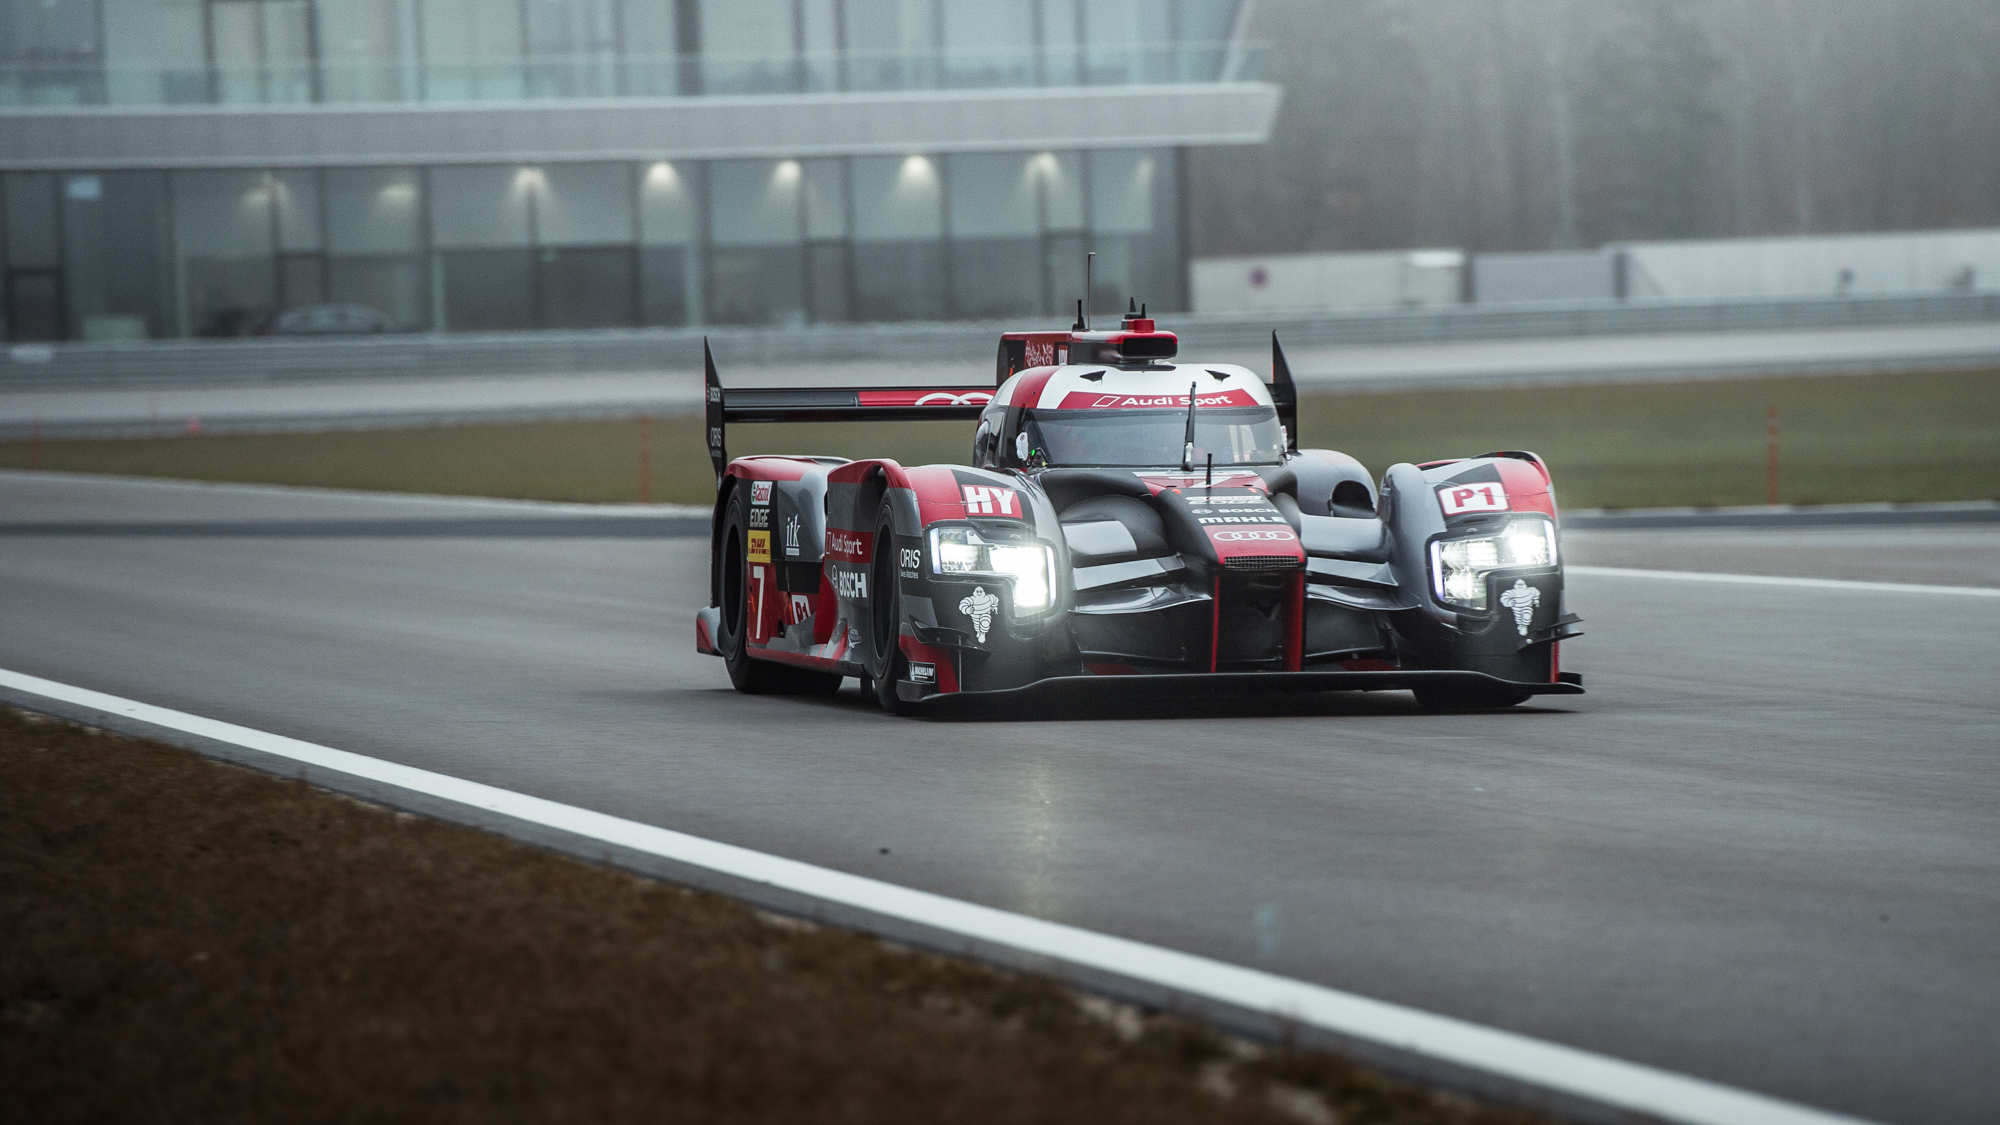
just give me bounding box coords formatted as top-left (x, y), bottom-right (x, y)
top-left (1212, 529), bottom-right (1297, 542)
top-left (916, 391), bottom-right (994, 407)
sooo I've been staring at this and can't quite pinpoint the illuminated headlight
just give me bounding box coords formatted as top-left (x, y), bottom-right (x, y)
top-left (1428, 519), bottom-right (1558, 610)
top-left (929, 526), bottom-right (1057, 609)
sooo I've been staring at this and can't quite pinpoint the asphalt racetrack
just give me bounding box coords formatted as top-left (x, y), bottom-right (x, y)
top-left (4, 472), bottom-right (1996, 1125)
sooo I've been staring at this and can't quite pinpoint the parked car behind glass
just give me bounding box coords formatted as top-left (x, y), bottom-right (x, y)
top-left (266, 305), bottom-right (402, 336)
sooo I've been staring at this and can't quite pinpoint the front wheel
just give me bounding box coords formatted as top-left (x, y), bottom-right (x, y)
top-left (867, 510), bottom-right (917, 715)
top-left (716, 486), bottom-right (840, 696)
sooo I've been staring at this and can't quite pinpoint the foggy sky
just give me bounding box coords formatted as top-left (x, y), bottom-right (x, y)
top-left (1187, 0), bottom-right (2000, 256)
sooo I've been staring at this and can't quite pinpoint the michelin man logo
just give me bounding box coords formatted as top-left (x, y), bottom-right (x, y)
top-left (1500, 579), bottom-right (1541, 636)
top-left (958, 585), bottom-right (1001, 643)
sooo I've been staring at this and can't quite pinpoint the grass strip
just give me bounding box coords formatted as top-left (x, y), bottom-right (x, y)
top-left (3, 369), bottom-right (1993, 509)
top-left (0, 707), bottom-right (1540, 1125)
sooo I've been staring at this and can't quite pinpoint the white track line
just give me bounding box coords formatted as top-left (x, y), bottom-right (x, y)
top-left (0, 667), bottom-right (1873, 1125)
top-left (1569, 565), bottom-right (2000, 598)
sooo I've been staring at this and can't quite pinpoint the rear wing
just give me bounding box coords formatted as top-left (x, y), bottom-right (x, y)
top-left (704, 340), bottom-right (993, 482)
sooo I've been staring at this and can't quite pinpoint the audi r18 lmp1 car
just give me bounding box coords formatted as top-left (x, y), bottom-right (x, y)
top-left (694, 304), bottom-right (1583, 714)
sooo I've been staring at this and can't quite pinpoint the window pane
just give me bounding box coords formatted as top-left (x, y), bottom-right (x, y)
top-left (1082, 0), bottom-right (1171, 85)
top-left (535, 163), bottom-right (632, 246)
top-left (5, 273), bottom-right (63, 342)
top-left (799, 0), bottom-right (837, 92)
top-left (852, 155), bottom-right (941, 242)
top-left (707, 245), bottom-right (803, 325)
top-left (102, 0), bottom-right (205, 105)
top-left (63, 171), bottom-right (172, 340)
top-left (946, 152), bottom-right (1041, 320)
top-left (525, 0), bottom-right (618, 97)
top-left (210, 3), bottom-right (264, 104)
top-left (946, 153), bottom-right (1037, 239)
top-left (440, 248), bottom-right (531, 330)
top-left (419, 0), bottom-right (525, 100)
top-left (619, 0), bottom-right (679, 96)
top-left (172, 169), bottom-right (275, 258)
top-left (0, 0), bottom-right (103, 104)
top-left (842, 0), bottom-right (935, 92)
top-left (3, 172), bottom-right (61, 267)
top-left (698, 0), bottom-right (795, 94)
top-left (318, 0), bottom-right (418, 102)
top-left (801, 159), bottom-right (846, 239)
top-left (0, 0), bottom-right (100, 58)
top-left (538, 246), bottom-right (635, 328)
top-left (280, 252), bottom-right (327, 308)
top-left (806, 241), bottom-right (851, 322)
top-left (1089, 148), bottom-right (1156, 235)
top-left (274, 169), bottom-right (322, 251)
top-left (264, 0), bottom-right (316, 103)
top-left (950, 238), bottom-right (1039, 320)
top-left (639, 245), bottom-right (688, 327)
top-left (706, 159), bottom-right (801, 324)
top-left (1041, 150), bottom-right (1084, 231)
top-left (639, 160), bottom-right (696, 246)
top-left (326, 167), bottom-right (422, 254)
top-left (429, 165), bottom-right (531, 248)
top-left (708, 160), bottom-right (801, 247)
top-left (940, 0), bottom-right (1035, 88)
top-left (1087, 147), bottom-right (1182, 311)
top-left (852, 155), bottom-right (944, 320)
top-left (1041, 0), bottom-right (1081, 85)
top-left (171, 169), bottom-right (277, 336)
top-left (852, 242), bottom-right (944, 321)
top-left (329, 255), bottom-right (427, 328)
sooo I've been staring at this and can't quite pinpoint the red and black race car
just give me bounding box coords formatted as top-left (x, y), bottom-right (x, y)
top-left (695, 306), bottom-right (1583, 714)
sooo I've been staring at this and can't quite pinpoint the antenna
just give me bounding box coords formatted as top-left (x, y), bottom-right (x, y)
top-left (1083, 251), bottom-right (1095, 330)
top-left (1181, 380), bottom-right (1198, 471)
top-left (1072, 299), bottom-right (1085, 332)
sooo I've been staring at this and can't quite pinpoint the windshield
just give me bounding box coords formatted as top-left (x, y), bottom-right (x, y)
top-left (1022, 406), bottom-right (1287, 468)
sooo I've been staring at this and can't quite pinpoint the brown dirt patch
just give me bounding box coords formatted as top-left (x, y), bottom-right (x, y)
top-left (0, 707), bottom-right (1544, 1125)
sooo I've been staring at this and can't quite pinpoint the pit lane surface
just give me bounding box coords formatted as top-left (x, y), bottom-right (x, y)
top-left (4, 472), bottom-right (1995, 1125)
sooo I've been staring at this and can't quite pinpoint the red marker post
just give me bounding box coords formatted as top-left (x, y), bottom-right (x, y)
top-left (1765, 405), bottom-right (1780, 507)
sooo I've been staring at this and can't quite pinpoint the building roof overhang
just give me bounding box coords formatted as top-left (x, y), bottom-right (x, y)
top-left (0, 83), bottom-right (1281, 170)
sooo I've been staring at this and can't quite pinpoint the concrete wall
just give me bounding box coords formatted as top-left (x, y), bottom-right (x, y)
top-left (1191, 250), bottom-right (1463, 313)
top-left (1470, 251), bottom-right (1615, 303)
top-left (1621, 229), bottom-right (2000, 300)
top-left (1193, 228), bottom-right (2000, 313)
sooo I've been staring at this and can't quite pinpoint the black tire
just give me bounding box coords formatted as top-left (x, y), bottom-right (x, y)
top-left (867, 508), bottom-right (917, 715)
top-left (716, 486), bottom-right (841, 696)
top-left (1412, 682), bottom-right (1532, 711)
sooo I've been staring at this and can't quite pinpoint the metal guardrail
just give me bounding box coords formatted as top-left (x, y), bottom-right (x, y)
top-left (4, 291), bottom-right (1996, 390)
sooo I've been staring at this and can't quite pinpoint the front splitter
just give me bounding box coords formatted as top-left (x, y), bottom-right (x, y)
top-left (898, 668), bottom-right (1583, 715)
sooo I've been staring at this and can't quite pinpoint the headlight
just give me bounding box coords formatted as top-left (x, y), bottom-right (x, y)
top-left (1428, 519), bottom-right (1557, 610)
top-left (929, 526), bottom-right (1057, 610)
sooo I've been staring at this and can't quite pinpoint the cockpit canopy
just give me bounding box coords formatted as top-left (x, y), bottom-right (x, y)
top-left (1021, 406), bottom-right (1286, 469)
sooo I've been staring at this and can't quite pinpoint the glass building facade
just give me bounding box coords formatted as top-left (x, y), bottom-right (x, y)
top-left (1, 0), bottom-right (1264, 341)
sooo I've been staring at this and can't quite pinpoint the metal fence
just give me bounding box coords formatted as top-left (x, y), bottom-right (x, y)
top-left (5, 291), bottom-right (1997, 390)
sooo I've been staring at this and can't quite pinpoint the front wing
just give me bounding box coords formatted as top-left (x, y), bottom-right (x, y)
top-left (895, 668), bottom-right (1585, 713)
